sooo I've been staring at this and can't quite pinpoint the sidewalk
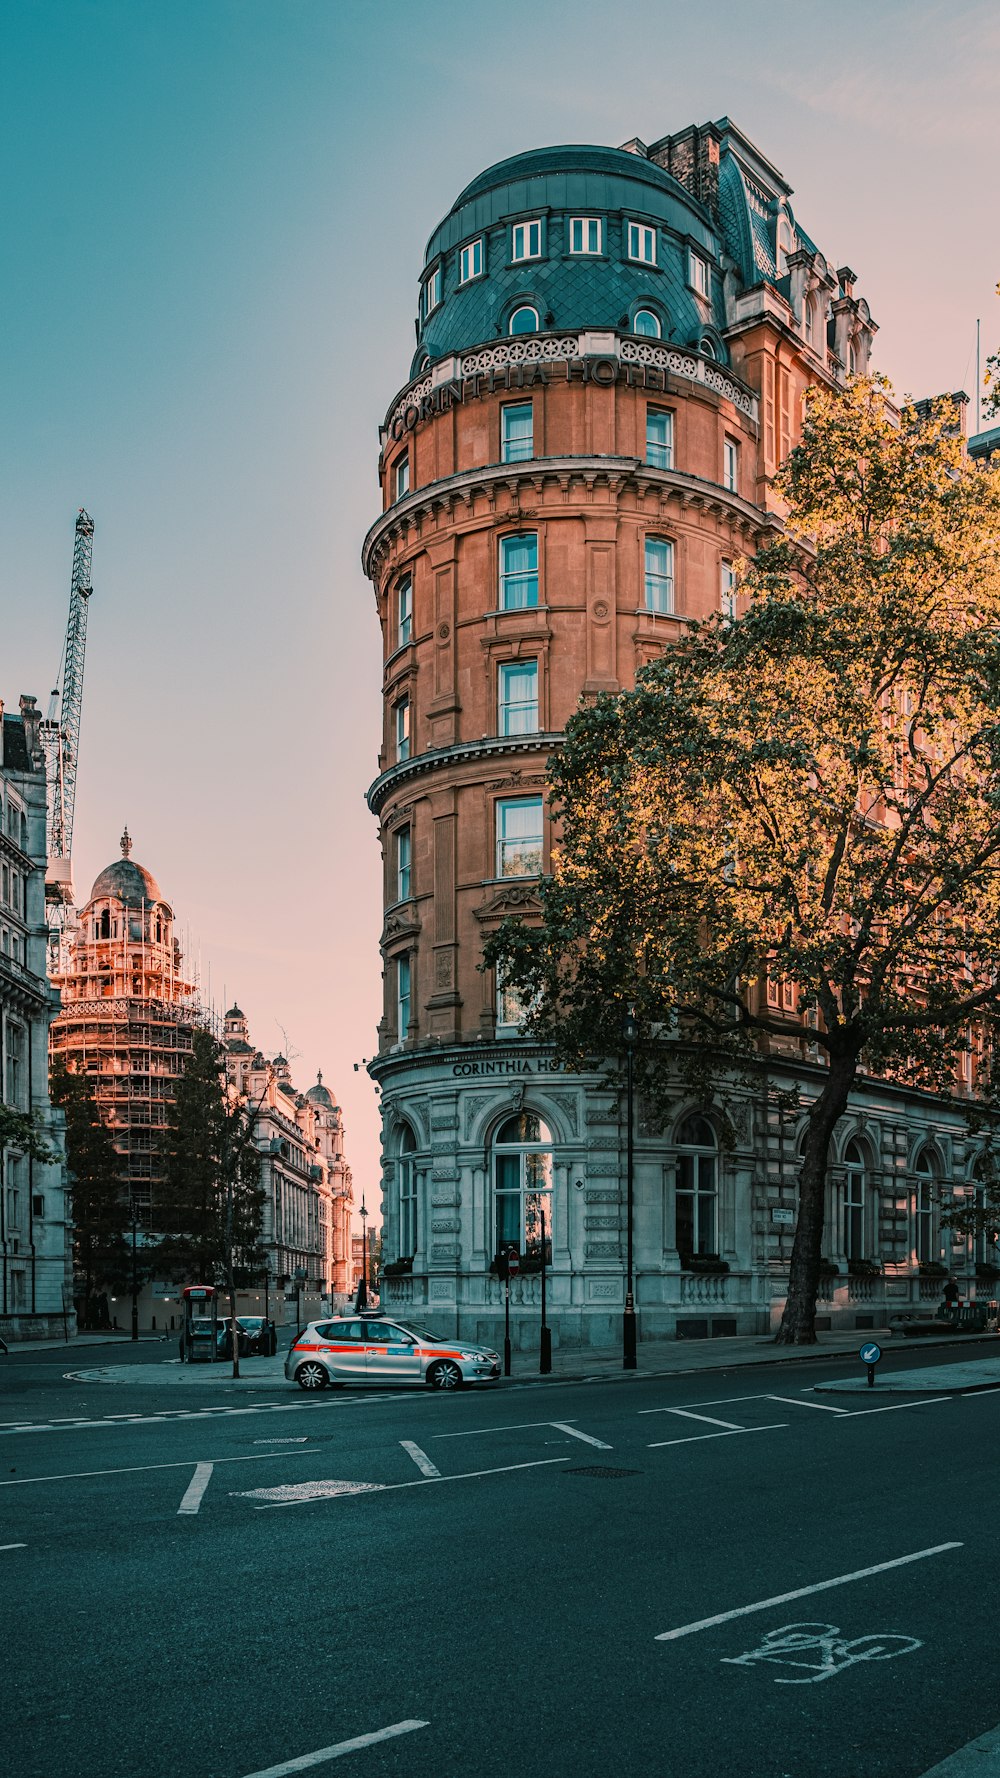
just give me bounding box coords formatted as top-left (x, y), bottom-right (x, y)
top-left (40, 1326), bottom-right (1000, 1389)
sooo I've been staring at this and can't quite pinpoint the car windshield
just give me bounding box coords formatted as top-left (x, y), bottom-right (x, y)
top-left (240, 1318), bottom-right (263, 1329)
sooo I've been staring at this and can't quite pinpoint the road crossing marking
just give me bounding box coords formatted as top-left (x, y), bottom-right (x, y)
top-left (654, 1542), bottom-right (963, 1641)
top-left (177, 1461), bottom-right (214, 1514)
top-left (240, 1718), bottom-right (429, 1778)
top-left (0, 1542), bottom-right (27, 1552)
top-left (431, 1419), bottom-right (565, 1439)
top-left (764, 1396), bottom-right (851, 1414)
top-left (242, 1457), bottom-right (571, 1509)
top-left (400, 1440), bottom-right (441, 1477)
top-left (658, 1408), bottom-right (749, 1431)
top-left (648, 1424), bottom-right (787, 1449)
top-left (549, 1421), bottom-right (613, 1450)
top-left (0, 1450), bottom-right (311, 1488)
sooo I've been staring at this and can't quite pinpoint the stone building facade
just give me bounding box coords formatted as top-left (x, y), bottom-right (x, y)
top-left (363, 122), bottom-right (990, 1351)
top-left (0, 695), bottom-right (71, 1338)
top-left (222, 1005), bottom-right (354, 1317)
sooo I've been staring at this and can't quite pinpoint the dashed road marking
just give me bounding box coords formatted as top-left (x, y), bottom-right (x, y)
top-left (0, 1450), bottom-right (312, 1488)
top-left (177, 1462), bottom-right (214, 1514)
top-left (549, 1421), bottom-right (613, 1450)
top-left (657, 1408), bottom-right (749, 1432)
top-left (648, 1423), bottom-right (787, 1449)
top-left (0, 1542), bottom-right (27, 1552)
top-left (399, 1440), bottom-right (441, 1477)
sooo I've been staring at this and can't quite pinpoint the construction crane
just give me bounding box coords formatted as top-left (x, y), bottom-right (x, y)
top-left (40, 509), bottom-right (94, 937)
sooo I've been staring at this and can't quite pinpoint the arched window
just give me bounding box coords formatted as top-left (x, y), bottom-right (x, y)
top-left (397, 1125), bottom-right (417, 1258)
top-left (776, 217), bottom-right (795, 275)
top-left (493, 1111), bottom-right (552, 1259)
top-left (973, 1157), bottom-right (998, 1267)
top-left (843, 1139), bottom-right (867, 1260)
top-left (915, 1149), bottom-right (939, 1264)
top-left (699, 336), bottom-right (717, 359)
top-left (804, 295), bottom-right (817, 345)
top-left (99, 909), bottom-right (111, 940)
top-left (633, 309), bottom-right (660, 338)
top-left (675, 1114), bottom-right (717, 1259)
top-left (509, 306), bottom-right (539, 336)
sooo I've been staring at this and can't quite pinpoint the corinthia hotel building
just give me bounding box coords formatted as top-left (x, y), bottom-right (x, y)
top-left (364, 121), bottom-right (988, 1352)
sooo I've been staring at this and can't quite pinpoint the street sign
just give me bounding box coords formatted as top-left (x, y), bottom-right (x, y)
top-left (771, 1208), bottom-right (794, 1226)
top-left (507, 1246), bottom-right (520, 1277)
top-left (859, 1342), bottom-right (882, 1365)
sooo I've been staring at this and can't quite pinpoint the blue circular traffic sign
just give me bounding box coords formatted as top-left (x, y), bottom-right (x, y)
top-left (859, 1342), bottom-right (882, 1365)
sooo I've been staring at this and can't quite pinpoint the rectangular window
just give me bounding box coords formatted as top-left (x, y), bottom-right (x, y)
top-left (689, 251), bottom-right (710, 297)
top-left (645, 407), bottom-right (673, 470)
top-left (396, 826), bottom-right (411, 903)
top-left (32, 1194), bottom-right (45, 1219)
top-left (496, 969), bottom-right (535, 1030)
top-left (397, 576), bottom-right (412, 649)
top-left (459, 236), bottom-right (484, 283)
top-left (394, 456), bottom-right (410, 501)
top-left (399, 1157), bottom-right (417, 1255)
top-left (720, 560), bottom-right (737, 617)
top-left (501, 402), bottom-right (533, 464)
top-left (397, 956), bottom-right (411, 1041)
top-left (422, 265), bottom-right (441, 316)
top-left (723, 439), bottom-right (739, 493)
top-left (499, 533), bottom-right (538, 609)
top-left (4, 1022), bottom-right (24, 1108)
top-left (644, 537), bottom-right (674, 614)
top-left (675, 1151), bottom-right (717, 1258)
top-left (627, 221), bottom-right (657, 264)
top-left (498, 660), bottom-right (539, 736)
top-left (496, 796), bottom-right (543, 878)
top-left (569, 216), bottom-right (602, 254)
top-left (394, 697), bottom-right (410, 763)
top-left (511, 219), bottom-right (542, 262)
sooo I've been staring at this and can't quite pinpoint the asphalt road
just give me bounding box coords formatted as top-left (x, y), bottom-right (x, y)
top-left (3, 1343), bottom-right (999, 1778)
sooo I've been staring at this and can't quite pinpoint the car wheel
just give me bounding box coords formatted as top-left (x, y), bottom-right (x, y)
top-left (428, 1359), bottom-right (463, 1392)
top-left (295, 1361), bottom-right (329, 1391)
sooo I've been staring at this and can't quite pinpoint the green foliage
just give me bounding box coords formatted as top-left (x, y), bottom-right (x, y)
top-left (485, 376), bottom-right (1000, 1342)
top-left (50, 1062), bottom-right (130, 1302)
top-left (0, 1102), bottom-right (55, 1164)
top-left (152, 1027), bottom-right (265, 1287)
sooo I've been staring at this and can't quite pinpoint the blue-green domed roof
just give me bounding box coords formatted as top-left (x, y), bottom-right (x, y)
top-left (411, 143), bottom-right (726, 377)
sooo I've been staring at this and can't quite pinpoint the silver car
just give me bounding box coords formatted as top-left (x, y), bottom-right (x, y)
top-left (285, 1314), bottom-right (501, 1392)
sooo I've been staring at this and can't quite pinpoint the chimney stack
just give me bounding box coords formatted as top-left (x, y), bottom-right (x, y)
top-left (648, 123), bottom-right (721, 217)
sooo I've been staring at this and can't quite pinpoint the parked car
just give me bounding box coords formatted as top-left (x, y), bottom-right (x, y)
top-left (285, 1315), bottom-right (500, 1392)
top-left (237, 1315), bottom-right (277, 1356)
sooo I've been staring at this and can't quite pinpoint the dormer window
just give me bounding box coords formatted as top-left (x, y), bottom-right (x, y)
top-left (509, 305), bottom-right (539, 336)
top-left (459, 237), bottom-right (484, 284)
top-left (569, 217), bottom-right (602, 254)
top-left (689, 251), bottom-right (710, 298)
top-left (633, 309), bottom-right (661, 338)
top-left (511, 219), bottom-right (542, 262)
top-left (627, 222), bottom-right (657, 265)
top-left (421, 265), bottom-right (441, 318)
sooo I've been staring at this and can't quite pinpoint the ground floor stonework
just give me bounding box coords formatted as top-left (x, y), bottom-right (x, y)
top-left (371, 1041), bottom-right (997, 1352)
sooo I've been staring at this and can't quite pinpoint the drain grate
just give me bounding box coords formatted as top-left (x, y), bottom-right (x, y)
top-left (565, 1464), bottom-right (641, 1478)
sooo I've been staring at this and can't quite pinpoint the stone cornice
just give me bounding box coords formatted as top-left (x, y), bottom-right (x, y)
top-left (362, 457), bottom-right (772, 581)
top-left (367, 734), bottom-right (563, 817)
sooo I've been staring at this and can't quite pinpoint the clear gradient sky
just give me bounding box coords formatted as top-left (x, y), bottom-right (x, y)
top-left (3, 0), bottom-right (998, 1219)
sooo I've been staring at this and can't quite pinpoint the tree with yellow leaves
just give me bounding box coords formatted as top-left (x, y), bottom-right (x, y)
top-left (485, 377), bottom-right (1000, 1343)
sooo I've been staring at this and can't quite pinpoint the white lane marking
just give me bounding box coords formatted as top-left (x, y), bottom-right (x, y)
top-left (177, 1462), bottom-right (214, 1515)
top-left (240, 1718), bottom-right (429, 1778)
top-left (0, 1450), bottom-right (312, 1488)
top-left (431, 1419), bottom-right (561, 1440)
top-left (238, 1479), bottom-right (386, 1504)
top-left (840, 1397), bottom-right (952, 1417)
top-left (655, 1542), bottom-right (963, 1641)
top-left (549, 1421), bottom-right (613, 1450)
top-left (254, 1438), bottom-right (309, 1445)
top-left (660, 1408), bottom-right (750, 1431)
top-left (400, 1440), bottom-right (441, 1477)
top-left (640, 1393), bottom-right (776, 1414)
top-left (765, 1396), bottom-right (851, 1414)
top-left (648, 1423), bottom-right (787, 1449)
top-left (0, 1542), bottom-right (27, 1552)
top-left (246, 1457), bottom-right (571, 1509)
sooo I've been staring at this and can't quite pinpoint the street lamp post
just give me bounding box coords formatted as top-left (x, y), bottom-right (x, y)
top-left (622, 1002), bottom-right (638, 1370)
top-left (539, 1201), bottom-right (552, 1375)
top-left (129, 1199), bottom-right (139, 1343)
top-left (358, 1197), bottom-right (369, 1312)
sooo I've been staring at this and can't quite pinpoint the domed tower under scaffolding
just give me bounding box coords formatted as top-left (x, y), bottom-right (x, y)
top-left (50, 828), bottom-right (201, 1234)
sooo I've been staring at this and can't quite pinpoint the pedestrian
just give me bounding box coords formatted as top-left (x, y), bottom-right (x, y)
top-left (943, 1276), bottom-right (961, 1316)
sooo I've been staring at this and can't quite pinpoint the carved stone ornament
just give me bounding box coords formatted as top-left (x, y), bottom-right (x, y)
top-left (463, 1092), bottom-right (495, 1138)
top-left (546, 1091), bottom-right (579, 1134)
top-left (474, 883), bottom-right (544, 924)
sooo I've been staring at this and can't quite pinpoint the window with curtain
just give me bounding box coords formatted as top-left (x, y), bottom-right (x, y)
top-left (493, 1112), bottom-right (552, 1259)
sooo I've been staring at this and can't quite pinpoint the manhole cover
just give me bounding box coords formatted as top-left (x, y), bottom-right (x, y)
top-left (565, 1465), bottom-right (641, 1478)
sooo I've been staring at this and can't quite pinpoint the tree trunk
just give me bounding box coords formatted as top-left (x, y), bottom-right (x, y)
top-left (775, 1048), bottom-right (859, 1344)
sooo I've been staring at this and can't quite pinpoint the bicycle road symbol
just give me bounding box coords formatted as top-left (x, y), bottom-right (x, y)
top-left (721, 1621), bottom-right (922, 1684)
